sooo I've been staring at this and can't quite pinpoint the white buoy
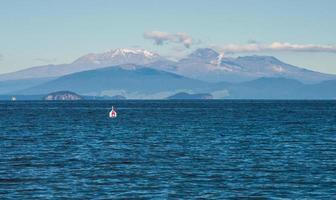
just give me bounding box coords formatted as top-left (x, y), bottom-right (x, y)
top-left (109, 106), bottom-right (117, 118)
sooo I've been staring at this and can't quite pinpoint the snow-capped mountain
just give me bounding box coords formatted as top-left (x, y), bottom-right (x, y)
top-left (72, 48), bottom-right (161, 66)
top-left (146, 48), bottom-right (336, 83)
top-left (187, 48), bottom-right (220, 62)
top-left (0, 48), bottom-right (335, 84)
top-left (0, 48), bottom-right (162, 81)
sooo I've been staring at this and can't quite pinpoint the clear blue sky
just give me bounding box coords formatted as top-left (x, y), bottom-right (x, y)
top-left (0, 0), bottom-right (335, 74)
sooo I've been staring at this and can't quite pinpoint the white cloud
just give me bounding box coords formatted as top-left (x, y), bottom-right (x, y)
top-left (215, 42), bottom-right (336, 54)
top-left (144, 31), bottom-right (193, 48)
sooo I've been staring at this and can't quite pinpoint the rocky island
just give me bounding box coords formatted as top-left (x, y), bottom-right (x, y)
top-left (43, 91), bottom-right (83, 100)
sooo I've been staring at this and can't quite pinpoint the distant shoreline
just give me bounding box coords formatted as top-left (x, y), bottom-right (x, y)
top-left (1, 98), bottom-right (336, 101)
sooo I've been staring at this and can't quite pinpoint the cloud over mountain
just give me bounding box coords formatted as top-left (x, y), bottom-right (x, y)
top-left (144, 31), bottom-right (193, 48)
top-left (216, 42), bottom-right (336, 54)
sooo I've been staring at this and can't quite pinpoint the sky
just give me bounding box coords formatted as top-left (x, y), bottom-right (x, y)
top-left (0, 0), bottom-right (335, 74)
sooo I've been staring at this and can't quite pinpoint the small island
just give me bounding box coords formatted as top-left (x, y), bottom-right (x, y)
top-left (43, 91), bottom-right (83, 100)
top-left (167, 92), bottom-right (213, 100)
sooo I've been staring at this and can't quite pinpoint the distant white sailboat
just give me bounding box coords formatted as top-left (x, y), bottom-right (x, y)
top-left (109, 106), bottom-right (117, 118)
top-left (11, 96), bottom-right (16, 101)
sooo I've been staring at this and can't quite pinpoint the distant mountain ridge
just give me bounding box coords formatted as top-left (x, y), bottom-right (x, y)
top-left (0, 48), bottom-right (162, 81)
top-left (161, 49), bottom-right (336, 83)
top-left (167, 92), bottom-right (213, 100)
top-left (1, 48), bottom-right (335, 84)
top-left (0, 77), bottom-right (53, 94)
top-left (208, 77), bottom-right (336, 99)
top-left (19, 65), bottom-right (209, 99)
top-left (1, 47), bottom-right (336, 99)
top-left (14, 65), bottom-right (336, 99)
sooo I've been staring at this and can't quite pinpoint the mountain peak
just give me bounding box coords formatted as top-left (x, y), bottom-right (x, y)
top-left (105, 48), bottom-right (159, 58)
top-left (72, 48), bottom-right (161, 66)
top-left (188, 48), bottom-right (219, 60)
top-left (2, 47), bottom-right (336, 84)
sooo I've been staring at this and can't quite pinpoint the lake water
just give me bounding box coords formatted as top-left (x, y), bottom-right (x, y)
top-left (1, 100), bottom-right (335, 199)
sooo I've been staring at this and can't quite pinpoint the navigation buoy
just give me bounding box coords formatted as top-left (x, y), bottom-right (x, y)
top-left (109, 106), bottom-right (117, 118)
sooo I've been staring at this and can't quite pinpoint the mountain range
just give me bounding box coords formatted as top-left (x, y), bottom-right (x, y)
top-left (1, 48), bottom-right (336, 99)
top-left (19, 65), bottom-right (208, 99)
top-left (2, 48), bottom-right (335, 83)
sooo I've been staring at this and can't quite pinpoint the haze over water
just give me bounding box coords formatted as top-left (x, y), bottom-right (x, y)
top-left (1, 100), bottom-right (335, 199)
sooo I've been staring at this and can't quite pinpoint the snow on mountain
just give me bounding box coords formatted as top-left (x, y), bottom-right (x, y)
top-left (187, 48), bottom-right (219, 61)
top-left (72, 48), bottom-right (161, 66)
top-left (1, 48), bottom-right (335, 84)
top-left (150, 48), bottom-right (336, 83)
top-left (0, 48), bottom-right (162, 81)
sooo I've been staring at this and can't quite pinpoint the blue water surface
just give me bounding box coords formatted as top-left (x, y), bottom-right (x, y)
top-left (0, 100), bottom-right (335, 199)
